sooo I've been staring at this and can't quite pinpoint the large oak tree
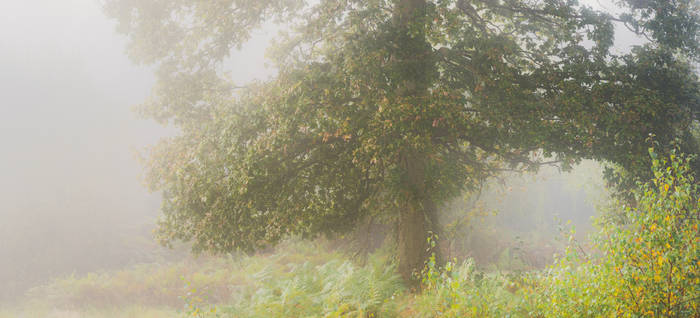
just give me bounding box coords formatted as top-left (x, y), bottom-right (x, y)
top-left (106, 0), bottom-right (700, 283)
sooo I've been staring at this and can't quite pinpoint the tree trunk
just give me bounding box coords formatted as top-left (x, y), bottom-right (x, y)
top-left (391, 0), bottom-right (433, 288)
top-left (397, 193), bottom-right (427, 288)
top-left (397, 149), bottom-right (447, 289)
top-left (396, 155), bottom-right (444, 288)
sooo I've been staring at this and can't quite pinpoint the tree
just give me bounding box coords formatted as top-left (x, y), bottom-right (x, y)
top-left (105, 0), bottom-right (700, 284)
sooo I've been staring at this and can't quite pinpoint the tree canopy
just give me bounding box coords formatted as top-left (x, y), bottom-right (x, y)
top-left (106, 0), bottom-right (700, 282)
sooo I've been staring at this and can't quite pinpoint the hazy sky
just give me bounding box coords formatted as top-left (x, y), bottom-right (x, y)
top-left (0, 1), bottom-right (161, 294)
top-left (1, 0), bottom-right (150, 207)
top-left (0, 0), bottom-right (274, 292)
top-left (0, 0), bottom-right (274, 220)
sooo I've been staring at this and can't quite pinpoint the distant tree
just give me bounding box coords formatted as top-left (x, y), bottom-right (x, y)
top-left (106, 0), bottom-right (700, 284)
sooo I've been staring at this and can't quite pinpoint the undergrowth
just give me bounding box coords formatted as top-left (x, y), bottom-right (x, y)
top-left (12, 150), bottom-right (699, 318)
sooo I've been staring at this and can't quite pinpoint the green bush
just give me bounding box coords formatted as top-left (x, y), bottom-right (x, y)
top-left (530, 148), bottom-right (700, 317)
top-left (412, 254), bottom-right (528, 317)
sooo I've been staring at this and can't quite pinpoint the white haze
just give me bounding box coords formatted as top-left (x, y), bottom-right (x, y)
top-left (0, 0), bottom-right (274, 299)
top-left (0, 0), bottom-right (639, 301)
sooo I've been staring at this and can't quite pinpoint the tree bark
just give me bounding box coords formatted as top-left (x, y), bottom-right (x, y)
top-left (397, 191), bottom-right (427, 287)
top-left (397, 152), bottom-right (430, 287)
top-left (391, 0), bottom-right (433, 288)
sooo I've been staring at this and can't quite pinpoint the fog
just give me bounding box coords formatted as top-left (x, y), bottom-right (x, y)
top-left (0, 0), bottom-right (155, 299)
top-left (0, 0), bottom-right (277, 300)
top-left (0, 0), bottom-right (637, 303)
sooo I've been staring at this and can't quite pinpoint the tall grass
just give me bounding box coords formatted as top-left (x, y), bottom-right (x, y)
top-left (13, 152), bottom-right (698, 317)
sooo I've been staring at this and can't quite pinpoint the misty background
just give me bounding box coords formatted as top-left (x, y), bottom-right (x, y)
top-left (0, 0), bottom-right (279, 300)
top-left (0, 0), bottom-right (633, 302)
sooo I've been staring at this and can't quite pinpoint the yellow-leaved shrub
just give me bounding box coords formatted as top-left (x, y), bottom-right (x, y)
top-left (530, 148), bottom-right (699, 317)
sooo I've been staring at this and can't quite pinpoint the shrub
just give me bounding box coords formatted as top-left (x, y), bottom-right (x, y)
top-left (413, 254), bottom-right (528, 317)
top-left (530, 148), bottom-right (700, 317)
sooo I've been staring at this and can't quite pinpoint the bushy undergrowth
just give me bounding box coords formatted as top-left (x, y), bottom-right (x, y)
top-left (219, 255), bottom-right (403, 317)
top-left (527, 149), bottom-right (700, 317)
top-left (411, 255), bottom-right (526, 317)
top-left (25, 257), bottom-right (236, 308)
top-left (25, 240), bottom-right (343, 309)
top-left (17, 150), bottom-right (699, 318)
top-left (22, 240), bottom-right (405, 317)
top-left (403, 150), bottom-right (699, 318)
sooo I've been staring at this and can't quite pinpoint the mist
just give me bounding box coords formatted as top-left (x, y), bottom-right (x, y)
top-left (1, 0), bottom-right (682, 315)
top-left (1, 0), bottom-right (156, 299)
top-left (0, 0), bottom-right (287, 302)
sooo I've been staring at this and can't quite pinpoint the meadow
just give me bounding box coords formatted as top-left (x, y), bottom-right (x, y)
top-left (4, 153), bottom-right (698, 317)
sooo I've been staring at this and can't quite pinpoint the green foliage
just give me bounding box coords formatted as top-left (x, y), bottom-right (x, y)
top-left (521, 231), bottom-right (619, 317)
top-left (12, 154), bottom-right (700, 318)
top-left (603, 148), bottom-right (700, 316)
top-left (528, 149), bottom-right (700, 317)
top-left (104, 0), bottom-right (700, 282)
top-left (20, 240), bottom-right (405, 318)
top-left (219, 256), bottom-right (403, 317)
top-left (409, 149), bottom-right (699, 317)
top-left (413, 255), bottom-right (527, 317)
top-left (619, 0), bottom-right (700, 58)
top-left (182, 279), bottom-right (221, 318)
top-left (24, 240), bottom-right (341, 309)
top-left (404, 234), bottom-right (524, 317)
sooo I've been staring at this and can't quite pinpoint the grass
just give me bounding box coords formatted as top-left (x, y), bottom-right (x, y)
top-left (0, 307), bottom-right (176, 318)
top-left (3, 229), bottom-right (565, 318)
top-left (9, 152), bottom-right (698, 318)
top-left (7, 239), bottom-right (522, 318)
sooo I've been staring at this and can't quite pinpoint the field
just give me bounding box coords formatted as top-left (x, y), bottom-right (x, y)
top-left (3, 238), bottom-right (524, 318)
top-left (4, 157), bottom-right (699, 318)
